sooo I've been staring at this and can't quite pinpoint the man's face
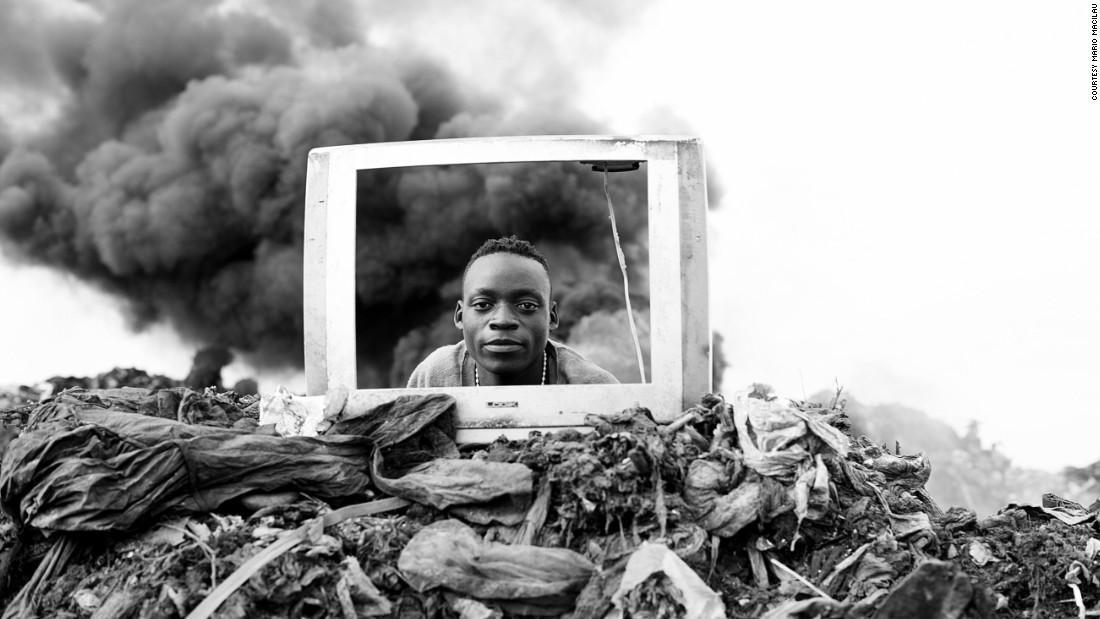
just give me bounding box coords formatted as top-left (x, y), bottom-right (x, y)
top-left (455, 252), bottom-right (558, 385)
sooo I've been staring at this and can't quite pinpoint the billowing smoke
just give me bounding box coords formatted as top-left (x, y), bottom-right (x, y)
top-left (0, 0), bottom-right (679, 387)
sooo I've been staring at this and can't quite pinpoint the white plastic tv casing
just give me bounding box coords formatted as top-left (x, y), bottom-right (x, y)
top-left (303, 135), bottom-right (710, 442)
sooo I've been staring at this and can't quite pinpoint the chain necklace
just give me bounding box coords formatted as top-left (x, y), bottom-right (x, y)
top-left (474, 351), bottom-right (547, 386)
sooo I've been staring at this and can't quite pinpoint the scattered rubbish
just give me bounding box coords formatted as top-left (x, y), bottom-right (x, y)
top-left (0, 378), bottom-right (1095, 618)
top-left (608, 541), bottom-right (725, 619)
top-left (399, 519), bottom-right (594, 613)
top-left (258, 385), bottom-right (327, 437)
top-left (967, 540), bottom-right (999, 567)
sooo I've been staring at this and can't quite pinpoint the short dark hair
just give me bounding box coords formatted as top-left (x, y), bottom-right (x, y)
top-left (463, 235), bottom-right (551, 282)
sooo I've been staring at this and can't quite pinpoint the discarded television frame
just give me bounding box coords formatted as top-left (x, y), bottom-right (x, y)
top-left (303, 135), bottom-right (710, 442)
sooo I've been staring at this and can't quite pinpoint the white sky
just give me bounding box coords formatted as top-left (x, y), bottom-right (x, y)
top-left (1, 0), bottom-right (1098, 471)
top-left (579, 0), bottom-right (1100, 472)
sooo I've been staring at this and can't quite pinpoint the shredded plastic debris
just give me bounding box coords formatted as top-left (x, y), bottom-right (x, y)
top-left (0, 379), bottom-right (1096, 618)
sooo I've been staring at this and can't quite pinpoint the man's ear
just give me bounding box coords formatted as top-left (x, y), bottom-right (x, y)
top-left (454, 301), bottom-right (464, 329)
top-left (548, 301), bottom-right (559, 332)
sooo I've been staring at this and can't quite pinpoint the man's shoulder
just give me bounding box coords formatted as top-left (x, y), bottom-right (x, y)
top-left (407, 342), bottom-right (466, 388)
top-left (422, 342), bottom-right (465, 365)
top-left (550, 341), bottom-right (620, 385)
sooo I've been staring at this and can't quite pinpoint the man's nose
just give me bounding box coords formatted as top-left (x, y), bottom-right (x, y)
top-left (489, 306), bottom-right (519, 329)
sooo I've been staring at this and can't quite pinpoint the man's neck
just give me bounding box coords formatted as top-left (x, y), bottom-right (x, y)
top-left (474, 350), bottom-right (547, 386)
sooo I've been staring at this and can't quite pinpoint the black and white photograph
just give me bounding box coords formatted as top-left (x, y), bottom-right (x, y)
top-left (0, 1), bottom-right (1098, 616)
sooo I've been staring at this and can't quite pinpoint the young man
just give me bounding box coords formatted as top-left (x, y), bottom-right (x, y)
top-left (407, 236), bottom-right (619, 387)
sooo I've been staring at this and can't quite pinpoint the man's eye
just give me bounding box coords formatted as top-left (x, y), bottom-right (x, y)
top-left (471, 301), bottom-right (493, 310)
top-left (517, 302), bottom-right (539, 311)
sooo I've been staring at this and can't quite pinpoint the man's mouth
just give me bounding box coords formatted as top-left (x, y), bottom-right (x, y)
top-left (483, 339), bottom-right (524, 354)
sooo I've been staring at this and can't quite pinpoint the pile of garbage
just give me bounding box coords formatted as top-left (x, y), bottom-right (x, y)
top-left (39, 367), bottom-right (182, 395)
top-left (840, 397), bottom-right (1081, 518)
top-left (0, 382), bottom-right (1096, 618)
top-left (27, 347), bottom-right (254, 400)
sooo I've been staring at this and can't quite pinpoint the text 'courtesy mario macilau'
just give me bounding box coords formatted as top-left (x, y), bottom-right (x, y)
top-left (1092, 4), bottom-right (1099, 100)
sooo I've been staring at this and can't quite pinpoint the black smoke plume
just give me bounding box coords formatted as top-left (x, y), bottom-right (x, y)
top-left (0, 0), bottom-right (708, 387)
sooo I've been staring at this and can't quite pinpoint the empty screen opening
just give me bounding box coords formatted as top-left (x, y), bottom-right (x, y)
top-left (349, 160), bottom-right (651, 388)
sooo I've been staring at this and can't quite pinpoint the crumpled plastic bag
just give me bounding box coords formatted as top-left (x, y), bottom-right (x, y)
top-left (0, 390), bottom-right (479, 533)
top-left (793, 454), bottom-right (831, 525)
top-left (338, 394), bottom-right (533, 525)
top-left (987, 494), bottom-right (1100, 528)
top-left (865, 451), bottom-right (932, 489)
top-left (1035, 493), bottom-right (1099, 525)
top-left (398, 519), bottom-right (594, 614)
top-left (371, 450), bottom-right (533, 525)
top-left (889, 511), bottom-right (933, 539)
top-left (607, 542), bottom-right (725, 619)
top-left (683, 458), bottom-right (763, 537)
top-left (324, 394), bottom-right (455, 451)
top-left (258, 385), bottom-right (327, 436)
top-left (684, 390), bottom-right (838, 538)
top-left (2, 388), bottom-right (539, 532)
top-left (733, 387), bottom-right (849, 478)
top-left (0, 402), bottom-right (375, 531)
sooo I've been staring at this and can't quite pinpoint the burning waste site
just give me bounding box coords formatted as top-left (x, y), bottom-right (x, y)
top-left (1, 0), bottom-right (1099, 617)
